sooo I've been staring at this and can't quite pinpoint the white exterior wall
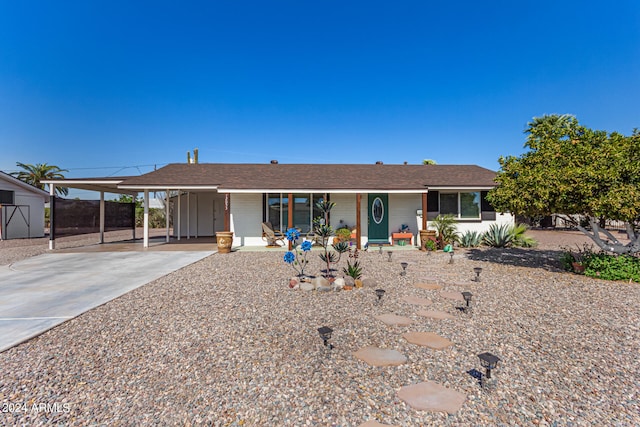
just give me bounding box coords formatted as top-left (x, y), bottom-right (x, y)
top-left (230, 193), bottom-right (263, 246)
top-left (0, 180), bottom-right (46, 239)
top-left (175, 192), bottom-right (225, 238)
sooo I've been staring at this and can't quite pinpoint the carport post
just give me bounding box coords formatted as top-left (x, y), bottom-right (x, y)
top-left (99, 191), bottom-right (105, 244)
top-left (143, 190), bottom-right (149, 248)
top-left (177, 190), bottom-right (181, 240)
top-left (49, 186), bottom-right (55, 250)
top-left (187, 192), bottom-right (190, 239)
top-left (165, 188), bottom-right (170, 243)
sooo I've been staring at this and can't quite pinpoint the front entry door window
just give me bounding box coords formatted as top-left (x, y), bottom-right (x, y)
top-left (368, 194), bottom-right (388, 244)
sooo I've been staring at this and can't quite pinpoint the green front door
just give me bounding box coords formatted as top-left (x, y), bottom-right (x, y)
top-left (368, 194), bottom-right (389, 244)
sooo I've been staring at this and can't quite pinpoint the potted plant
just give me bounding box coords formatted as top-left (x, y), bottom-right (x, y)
top-left (333, 227), bottom-right (352, 244)
top-left (215, 231), bottom-right (234, 254)
top-left (419, 229), bottom-right (437, 251)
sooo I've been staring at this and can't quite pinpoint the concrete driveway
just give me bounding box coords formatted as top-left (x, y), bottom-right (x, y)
top-left (0, 250), bottom-right (212, 352)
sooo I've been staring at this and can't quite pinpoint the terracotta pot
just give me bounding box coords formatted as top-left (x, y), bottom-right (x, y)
top-left (343, 285), bottom-right (353, 291)
top-left (216, 231), bottom-right (234, 254)
top-left (419, 230), bottom-right (437, 251)
top-left (572, 262), bottom-right (585, 273)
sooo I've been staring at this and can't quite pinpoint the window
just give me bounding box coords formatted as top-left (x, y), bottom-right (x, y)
top-left (439, 192), bottom-right (481, 219)
top-left (265, 193), bottom-right (326, 232)
top-left (0, 190), bottom-right (14, 205)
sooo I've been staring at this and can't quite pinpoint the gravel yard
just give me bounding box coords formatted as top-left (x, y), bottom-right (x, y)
top-left (1, 230), bottom-right (639, 426)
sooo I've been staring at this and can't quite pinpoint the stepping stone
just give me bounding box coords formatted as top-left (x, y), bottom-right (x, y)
top-left (419, 276), bottom-right (438, 282)
top-left (416, 310), bottom-right (456, 320)
top-left (353, 346), bottom-right (407, 366)
top-left (401, 295), bottom-right (432, 306)
top-left (402, 331), bottom-right (453, 349)
top-left (415, 282), bottom-right (442, 290)
top-left (440, 290), bottom-right (465, 302)
top-left (358, 421), bottom-right (400, 427)
top-left (397, 381), bottom-right (466, 414)
top-left (375, 313), bottom-right (415, 326)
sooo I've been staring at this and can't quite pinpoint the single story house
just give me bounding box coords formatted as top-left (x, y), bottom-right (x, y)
top-left (43, 162), bottom-right (513, 249)
top-left (0, 171), bottom-right (50, 240)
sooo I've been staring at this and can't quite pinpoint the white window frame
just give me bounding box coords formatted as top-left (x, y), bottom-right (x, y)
top-left (439, 191), bottom-right (481, 220)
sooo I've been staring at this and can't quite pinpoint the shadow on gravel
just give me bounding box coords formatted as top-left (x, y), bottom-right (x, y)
top-left (466, 247), bottom-right (565, 271)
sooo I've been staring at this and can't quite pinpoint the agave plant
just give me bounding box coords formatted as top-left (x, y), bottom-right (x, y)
top-left (459, 230), bottom-right (483, 248)
top-left (343, 259), bottom-right (363, 280)
top-left (483, 223), bottom-right (514, 248)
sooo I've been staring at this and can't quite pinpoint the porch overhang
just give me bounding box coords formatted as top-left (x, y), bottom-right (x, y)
top-left (220, 188), bottom-right (430, 194)
top-left (40, 178), bottom-right (138, 196)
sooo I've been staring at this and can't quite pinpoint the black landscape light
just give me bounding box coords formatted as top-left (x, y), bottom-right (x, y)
top-left (318, 326), bottom-right (334, 350)
top-left (473, 267), bottom-right (483, 282)
top-left (375, 288), bottom-right (386, 304)
top-left (400, 262), bottom-right (408, 276)
top-left (449, 251), bottom-right (455, 264)
top-left (478, 352), bottom-right (500, 380)
top-left (387, 251), bottom-right (393, 262)
top-left (461, 291), bottom-right (472, 311)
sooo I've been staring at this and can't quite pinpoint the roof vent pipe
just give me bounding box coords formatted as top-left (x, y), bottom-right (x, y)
top-left (376, 161), bottom-right (383, 165)
top-left (270, 160), bottom-right (279, 164)
top-left (194, 148), bottom-right (199, 164)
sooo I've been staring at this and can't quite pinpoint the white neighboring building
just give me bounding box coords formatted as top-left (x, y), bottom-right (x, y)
top-left (0, 171), bottom-right (50, 239)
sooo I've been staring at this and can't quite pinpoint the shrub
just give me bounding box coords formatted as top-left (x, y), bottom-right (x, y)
top-left (423, 239), bottom-right (437, 251)
top-left (334, 228), bottom-right (352, 243)
top-left (511, 223), bottom-right (537, 248)
top-left (582, 252), bottom-right (640, 282)
top-left (459, 230), bottom-right (483, 248)
top-left (432, 214), bottom-right (459, 249)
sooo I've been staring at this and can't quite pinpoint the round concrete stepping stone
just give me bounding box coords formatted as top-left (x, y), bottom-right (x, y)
top-left (414, 282), bottom-right (442, 290)
top-left (401, 295), bottom-right (432, 306)
top-left (402, 331), bottom-right (453, 349)
top-left (440, 290), bottom-right (465, 302)
top-left (358, 421), bottom-right (400, 427)
top-left (416, 310), bottom-right (456, 320)
top-left (397, 381), bottom-right (466, 414)
top-left (375, 313), bottom-right (415, 326)
top-left (353, 346), bottom-right (407, 366)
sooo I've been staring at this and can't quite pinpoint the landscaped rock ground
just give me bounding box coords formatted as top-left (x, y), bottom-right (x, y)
top-left (0, 230), bottom-right (639, 426)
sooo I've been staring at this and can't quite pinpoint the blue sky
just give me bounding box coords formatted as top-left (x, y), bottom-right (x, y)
top-left (1, 1), bottom-right (639, 198)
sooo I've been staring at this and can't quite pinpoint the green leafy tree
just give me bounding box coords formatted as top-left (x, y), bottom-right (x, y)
top-left (487, 114), bottom-right (640, 254)
top-left (10, 162), bottom-right (69, 196)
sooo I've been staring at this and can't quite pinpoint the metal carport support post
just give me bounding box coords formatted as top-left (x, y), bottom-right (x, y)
top-left (143, 189), bottom-right (149, 248)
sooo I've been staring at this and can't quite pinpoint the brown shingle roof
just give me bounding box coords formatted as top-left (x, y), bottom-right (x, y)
top-left (118, 163), bottom-right (497, 191)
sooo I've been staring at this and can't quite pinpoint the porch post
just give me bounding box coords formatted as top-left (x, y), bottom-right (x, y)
top-left (187, 192), bottom-right (190, 239)
top-left (143, 189), bottom-right (149, 248)
top-left (177, 190), bottom-right (181, 241)
top-left (49, 186), bottom-right (55, 250)
top-left (287, 192), bottom-right (293, 250)
top-left (224, 193), bottom-right (231, 231)
top-left (99, 191), bottom-right (105, 244)
top-left (165, 189), bottom-right (170, 243)
top-left (132, 193), bottom-right (136, 241)
top-left (422, 192), bottom-right (428, 230)
top-left (356, 193), bottom-right (362, 250)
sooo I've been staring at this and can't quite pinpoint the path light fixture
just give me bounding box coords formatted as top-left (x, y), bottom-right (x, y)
top-left (461, 291), bottom-right (472, 311)
top-left (478, 352), bottom-right (500, 380)
top-left (473, 267), bottom-right (483, 282)
top-left (449, 251), bottom-right (455, 264)
top-left (375, 288), bottom-right (386, 304)
top-left (400, 262), bottom-right (408, 276)
top-left (379, 244), bottom-right (383, 254)
top-left (318, 326), bottom-right (334, 350)
top-left (387, 251), bottom-right (393, 262)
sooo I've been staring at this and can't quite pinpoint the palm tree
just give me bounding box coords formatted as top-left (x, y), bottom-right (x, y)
top-left (10, 162), bottom-right (69, 196)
